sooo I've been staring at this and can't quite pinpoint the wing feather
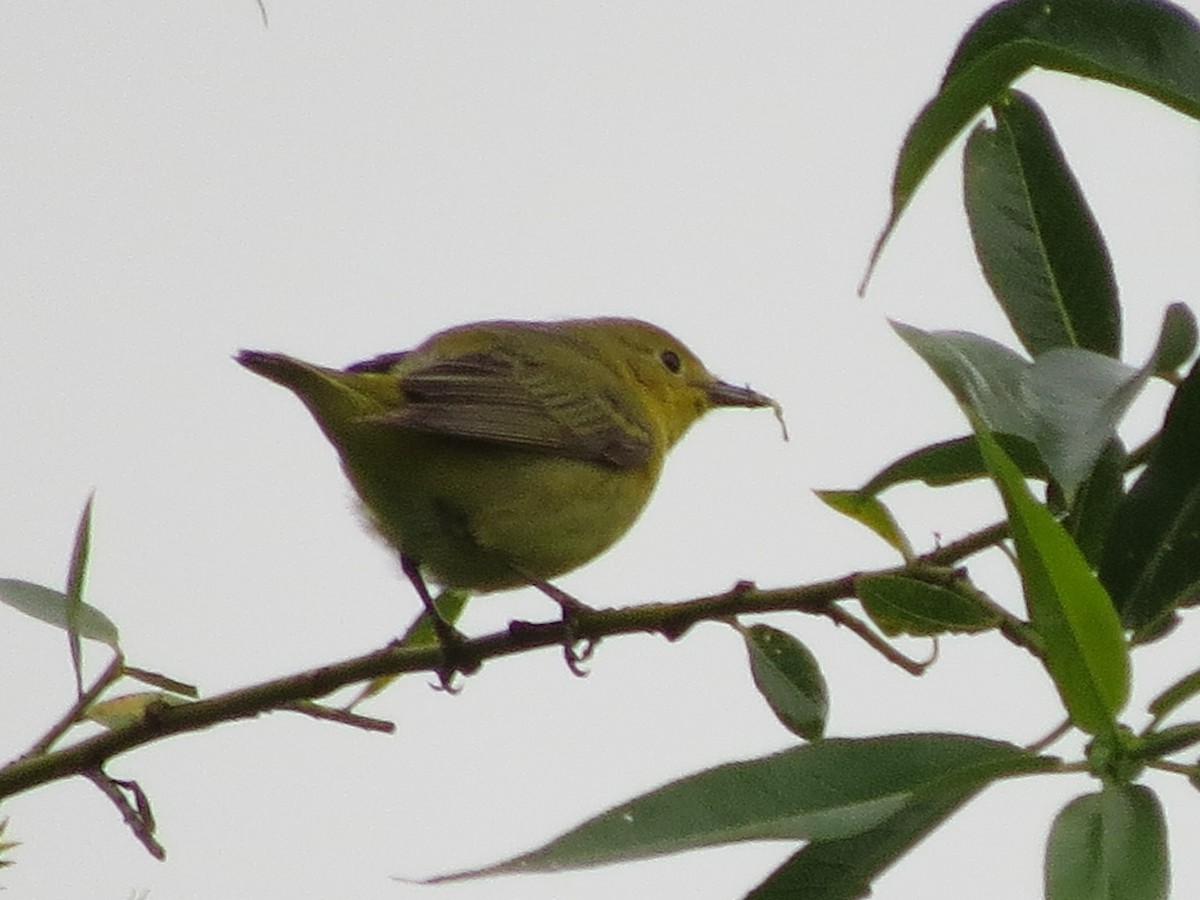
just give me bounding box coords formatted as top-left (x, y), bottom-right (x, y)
top-left (366, 350), bottom-right (651, 469)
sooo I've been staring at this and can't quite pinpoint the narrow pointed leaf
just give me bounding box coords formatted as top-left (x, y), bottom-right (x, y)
top-left (426, 735), bottom-right (1044, 882)
top-left (964, 90), bottom-right (1118, 357)
top-left (0, 579), bottom-right (119, 648)
top-left (65, 495), bottom-right (95, 696)
top-left (1045, 785), bottom-right (1168, 900)
top-left (813, 490), bottom-right (912, 557)
top-left (860, 433), bottom-right (1047, 493)
top-left (747, 748), bottom-right (1051, 900)
top-left (976, 424), bottom-right (1128, 733)
top-left (744, 624), bottom-right (829, 740)
top-left (1100, 356), bottom-right (1200, 632)
top-left (866, 0), bottom-right (1200, 281)
top-left (856, 573), bottom-right (1000, 637)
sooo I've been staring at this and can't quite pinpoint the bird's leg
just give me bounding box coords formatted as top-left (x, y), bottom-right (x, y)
top-left (511, 567), bottom-right (596, 676)
top-left (400, 555), bottom-right (479, 688)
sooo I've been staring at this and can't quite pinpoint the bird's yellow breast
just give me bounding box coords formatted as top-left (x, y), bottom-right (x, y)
top-left (340, 426), bottom-right (661, 591)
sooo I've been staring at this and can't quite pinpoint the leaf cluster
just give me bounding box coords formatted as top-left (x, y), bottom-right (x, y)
top-left (451, 2), bottom-right (1200, 896)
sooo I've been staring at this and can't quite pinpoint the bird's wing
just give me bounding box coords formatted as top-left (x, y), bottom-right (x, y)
top-left (367, 350), bottom-right (652, 469)
top-left (345, 350), bottom-right (411, 373)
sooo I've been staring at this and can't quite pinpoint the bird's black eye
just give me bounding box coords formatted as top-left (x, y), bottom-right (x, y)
top-left (660, 349), bottom-right (682, 374)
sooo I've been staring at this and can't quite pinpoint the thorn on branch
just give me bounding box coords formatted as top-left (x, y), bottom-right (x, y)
top-left (656, 616), bottom-right (691, 642)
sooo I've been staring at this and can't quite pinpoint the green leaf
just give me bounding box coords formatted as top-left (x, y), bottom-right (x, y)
top-left (65, 494), bottom-right (95, 697)
top-left (950, 0), bottom-right (1200, 116)
top-left (892, 323), bottom-right (1032, 437)
top-left (397, 587), bottom-right (470, 647)
top-left (1100, 356), bottom-right (1200, 633)
top-left (1151, 302), bottom-right (1198, 376)
top-left (896, 323), bottom-right (1148, 503)
top-left (866, 0), bottom-right (1200, 282)
top-left (0, 578), bottom-right (120, 648)
top-left (813, 490), bottom-right (912, 557)
top-left (745, 748), bottom-right (1047, 900)
top-left (860, 433), bottom-right (1048, 494)
top-left (1133, 723), bottom-right (1200, 761)
top-left (1062, 440), bottom-right (1125, 568)
top-left (426, 734), bottom-right (1049, 882)
top-left (856, 573), bottom-right (1000, 637)
top-left (1023, 348), bottom-right (1148, 503)
top-left (975, 424), bottom-right (1128, 734)
top-left (1045, 784), bottom-right (1169, 900)
top-left (964, 90), bottom-right (1118, 357)
top-left (743, 624), bottom-right (829, 740)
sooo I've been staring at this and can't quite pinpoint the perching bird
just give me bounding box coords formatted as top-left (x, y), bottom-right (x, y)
top-left (237, 317), bottom-right (781, 671)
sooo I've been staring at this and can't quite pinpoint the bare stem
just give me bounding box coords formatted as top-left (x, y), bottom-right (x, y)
top-left (819, 604), bottom-right (933, 675)
top-left (85, 769), bottom-right (165, 860)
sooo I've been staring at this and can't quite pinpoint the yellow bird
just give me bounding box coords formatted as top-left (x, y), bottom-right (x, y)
top-left (237, 317), bottom-right (780, 668)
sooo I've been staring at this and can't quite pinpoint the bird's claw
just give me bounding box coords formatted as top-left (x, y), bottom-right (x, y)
top-left (558, 605), bottom-right (596, 677)
top-left (562, 636), bottom-right (595, 677)
top-left (428, 619), bottom-right (480, 692)
top-left (510, 569), bottom-right (598, 678)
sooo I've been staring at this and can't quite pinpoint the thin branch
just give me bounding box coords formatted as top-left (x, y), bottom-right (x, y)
top-left (0, 518), bottom-right (1027, 804)
top-left (921, 520), bottom-right (1008, 566)
top-left (819, 604), bottom-right (933, 675)
top-left (1025, 718), bottom-right (1072, 754)
top-left (85, 769), bottom-right (165, 860)
top-left (1149, 758), bottom-right (1197, 776)
top-left (20, 654), bottom-right (125, 760)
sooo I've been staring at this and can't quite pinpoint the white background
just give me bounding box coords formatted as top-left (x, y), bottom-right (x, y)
top-left (2, 2), bottom-right (1200, 898)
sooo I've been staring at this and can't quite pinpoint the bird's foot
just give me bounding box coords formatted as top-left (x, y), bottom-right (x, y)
top-left (505, 566), bottom-right (600, 678)
top-left (429, 617), bottom-right (481, 693)
top-left (530, 578), bottom-right (596, 677)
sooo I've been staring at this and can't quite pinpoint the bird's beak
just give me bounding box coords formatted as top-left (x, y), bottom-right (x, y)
top-left (705, 379), bottom-right (788, 440)
top-left (705, 379), bottom-right (775, 409)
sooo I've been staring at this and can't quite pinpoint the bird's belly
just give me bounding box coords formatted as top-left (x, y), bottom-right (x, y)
top-left (343, 433), bottom-right (658, 592)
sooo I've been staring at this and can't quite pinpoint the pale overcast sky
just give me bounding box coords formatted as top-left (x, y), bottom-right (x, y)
top-left (3, 3), bottom-right (1200, 898)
